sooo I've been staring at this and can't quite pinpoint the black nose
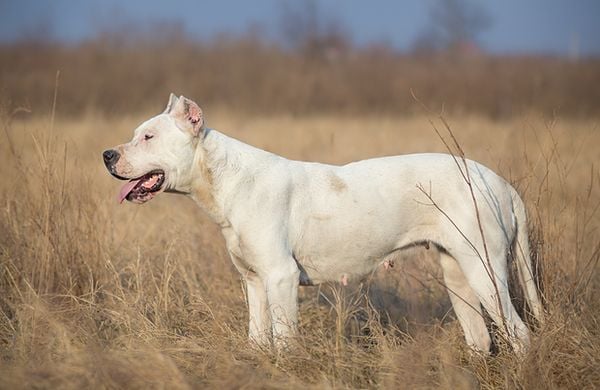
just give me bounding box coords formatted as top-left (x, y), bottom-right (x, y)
top-left (103, 149), bottom-right (119, 166)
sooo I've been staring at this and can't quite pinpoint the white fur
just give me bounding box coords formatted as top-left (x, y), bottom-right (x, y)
top-left (108, 95), bottom-right (543, 353)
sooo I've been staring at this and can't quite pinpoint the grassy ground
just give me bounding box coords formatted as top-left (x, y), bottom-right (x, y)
top-left (0, 109), bottom-right (599, 388)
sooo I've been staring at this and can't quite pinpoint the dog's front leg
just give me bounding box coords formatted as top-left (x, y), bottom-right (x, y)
top-left (264, 260), bottom-right (300, 347)
top-left (228, 252), bottom-right (272, 346)
top-left (245, 274), bottom-right (271, 347)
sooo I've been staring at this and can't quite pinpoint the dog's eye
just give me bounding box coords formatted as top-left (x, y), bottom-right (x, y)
top-left (144, 134), bottom-right (154, 141)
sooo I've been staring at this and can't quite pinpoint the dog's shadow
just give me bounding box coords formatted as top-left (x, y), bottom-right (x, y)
top-left (299, 246), bottom-right (454, 338)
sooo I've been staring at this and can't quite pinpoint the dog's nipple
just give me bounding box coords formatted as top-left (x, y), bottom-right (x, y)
top-left (341, 274), bottom-right (348, 286)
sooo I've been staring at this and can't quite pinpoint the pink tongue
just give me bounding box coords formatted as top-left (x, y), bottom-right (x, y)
top-left (118, 179), bottom-right (142, 204)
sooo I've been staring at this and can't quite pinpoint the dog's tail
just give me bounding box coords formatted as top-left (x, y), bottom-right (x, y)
top-left (511, 188), bottom-right (544, 322)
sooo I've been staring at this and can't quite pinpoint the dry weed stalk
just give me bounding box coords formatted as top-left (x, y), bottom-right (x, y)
top-left (412, 92), bottom-right (513, 343)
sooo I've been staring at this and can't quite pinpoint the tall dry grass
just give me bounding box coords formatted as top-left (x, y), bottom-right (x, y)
top-left (0, 106), bottom-right (599, 388)
top-left (1, 35), bottom-right (599, 119)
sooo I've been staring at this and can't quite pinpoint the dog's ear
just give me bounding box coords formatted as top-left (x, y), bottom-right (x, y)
top-left (163, 93), bottom-right (179, 114)
top-left (169, 95), bottom-right (205, 137)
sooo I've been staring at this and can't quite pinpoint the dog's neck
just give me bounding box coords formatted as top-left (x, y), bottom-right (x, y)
top-left (187, 128), bottom-right (277, 227)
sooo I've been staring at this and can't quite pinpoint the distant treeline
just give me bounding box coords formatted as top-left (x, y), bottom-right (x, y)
top-left (1, 35), bottom-right (599, 118)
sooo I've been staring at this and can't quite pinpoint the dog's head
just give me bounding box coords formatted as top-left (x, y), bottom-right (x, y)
top-left (103, 93), bottom-right (205, 204)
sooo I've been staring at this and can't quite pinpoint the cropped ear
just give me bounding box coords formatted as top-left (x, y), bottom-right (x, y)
top-left (163, 93), bottom-right (179, 114)
top-left (168, 95), bottom-right (205, 137)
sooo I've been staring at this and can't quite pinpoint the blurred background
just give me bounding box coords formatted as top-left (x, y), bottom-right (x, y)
top-left (1, 0), bottom-right (599, 119)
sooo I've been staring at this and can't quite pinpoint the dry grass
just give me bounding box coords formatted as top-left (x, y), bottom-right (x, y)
top-left (1, 37), bottom-right (600, 119)
top-left (1, 108), bottom-right (599, 389)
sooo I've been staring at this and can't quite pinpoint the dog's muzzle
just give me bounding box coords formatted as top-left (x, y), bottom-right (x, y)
top-left (102, 148), bottom-right (166, 204)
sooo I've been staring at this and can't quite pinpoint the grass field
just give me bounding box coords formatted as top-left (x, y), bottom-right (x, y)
top-left (1, 108), bottom-right (599, 388)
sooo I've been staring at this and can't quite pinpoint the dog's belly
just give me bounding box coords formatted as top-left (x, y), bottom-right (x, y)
top-left (295, 251), bottom-right (387, 285)
top-left (293, 219), bottom-right (440, 285)
top-left (292, 203), bottom-right (437, 285)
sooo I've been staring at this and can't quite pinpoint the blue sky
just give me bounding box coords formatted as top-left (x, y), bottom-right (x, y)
top-left (1, 0), bottom-right (599, 56)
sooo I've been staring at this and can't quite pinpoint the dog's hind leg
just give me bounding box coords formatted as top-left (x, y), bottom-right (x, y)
top-left (439, 252), bottom-right (491, 353)
top-left (451, 244), bottom-right (530, 353)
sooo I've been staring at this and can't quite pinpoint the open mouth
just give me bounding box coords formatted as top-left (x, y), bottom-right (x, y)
top-left (117, 170), bottom-right (165, 204)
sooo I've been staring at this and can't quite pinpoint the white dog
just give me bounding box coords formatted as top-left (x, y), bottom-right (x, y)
top-left (103, 94), bottom-right (543, 353)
